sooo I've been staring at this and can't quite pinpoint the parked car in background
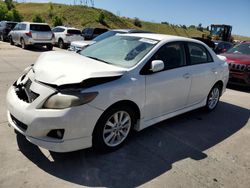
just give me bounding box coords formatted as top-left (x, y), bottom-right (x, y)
top-left (221, 42), bottom-right (250, 86)
top-left (52, 26), bottom-right (84, 49)
top-left (82, 27), bottom-right (108, 40)
top-left (0, 21), bottom-right (18, 42)
top-left (6, 34), bottom-right (229, 152)
top-left (69, 29), bottom-right (152, 53)
top-left (8, 22), bottom-right (54, 50)
top-left (214, 41), bottom-right (233, 54)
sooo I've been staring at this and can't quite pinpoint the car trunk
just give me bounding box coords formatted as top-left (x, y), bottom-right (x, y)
top-left (30, 24), bottom-right (52, 40)
top-left (66, 29), bottom-right (83, 42)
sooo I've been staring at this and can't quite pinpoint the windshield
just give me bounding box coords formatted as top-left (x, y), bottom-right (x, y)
top-left (80, 35), bottom-right (158, 68)
top-left (226, 43), bottom-right (250, 55)
top-left (93, 31), bottom-right (123, 42)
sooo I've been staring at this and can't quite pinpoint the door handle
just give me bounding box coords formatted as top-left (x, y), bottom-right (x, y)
top-left (183, 73), bottom-right (191, 79)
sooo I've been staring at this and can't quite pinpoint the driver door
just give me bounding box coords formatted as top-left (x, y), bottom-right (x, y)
top-left (143, 42), bottom-right (192, 121)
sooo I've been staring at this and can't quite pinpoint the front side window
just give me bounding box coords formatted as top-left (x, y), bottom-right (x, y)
top-left (188, 43), bottom-right (212, 65)
top-left (150, 42), bottom-right (186, 70)
top-left (81, 35), bottom-right (158, 68)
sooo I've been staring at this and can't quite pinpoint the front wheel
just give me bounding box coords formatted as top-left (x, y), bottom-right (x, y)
top-left (9, 36), bottom-right (14, 45)
top-left (93, 106), bottom-right (135, 152)
top-left (205, 84), bottom-right (221, 111)
top-left (46, 44), bottom-right (53, 51)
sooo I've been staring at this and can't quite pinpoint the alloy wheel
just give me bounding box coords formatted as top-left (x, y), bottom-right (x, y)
top-left (208, 87), bottom-right (220, 110)
top-left (103, 111), bottom-right (131, 147)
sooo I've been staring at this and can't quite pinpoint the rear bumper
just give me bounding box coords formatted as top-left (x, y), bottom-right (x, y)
top-left (26, 38), bottom-right (54, 45)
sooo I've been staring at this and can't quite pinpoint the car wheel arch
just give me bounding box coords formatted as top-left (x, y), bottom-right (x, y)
top-left (92, 100), bottom-right (141, 135)
top-left (213, 80), bottom-right (223, 96)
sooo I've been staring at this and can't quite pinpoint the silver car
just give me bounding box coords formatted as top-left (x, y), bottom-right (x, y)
top-left (8, 22), bottom-right (54, 50)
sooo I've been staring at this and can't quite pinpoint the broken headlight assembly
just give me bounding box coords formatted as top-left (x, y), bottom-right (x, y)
top-left (43, 91), bottom-right (98, 109)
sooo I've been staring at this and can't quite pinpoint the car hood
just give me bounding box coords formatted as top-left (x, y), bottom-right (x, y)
top-left (221, 53), bottom-right (250, 65)
top-left (33, 51), bottom-right (127, 86)
top-left (71, 40), bottom-right (96, 48)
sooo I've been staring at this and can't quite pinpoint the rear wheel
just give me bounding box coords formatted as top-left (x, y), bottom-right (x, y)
top-left (0, 34), bottom-right (3, 41)
top-left (205, 84), bottom-right (221, 111)
top-left (58, 39), bottom-right (65, 49)
top-left (93, 106), bottom-right (135, 152)
top-left (20, 38), bottom-right (27, 49)
top-left (46, 44), bottom-right (53, 51)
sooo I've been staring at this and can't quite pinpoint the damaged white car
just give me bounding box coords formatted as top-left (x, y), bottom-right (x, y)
top-left (6, 34), bottom-right (229, 152)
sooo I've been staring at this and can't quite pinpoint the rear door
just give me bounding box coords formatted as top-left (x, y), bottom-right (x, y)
top-left (30, 24), bottom-right (52, 40)
top-left (143, 42), bottom-right (192, 120)
top-left (186, 42), bottom-right (218, 106)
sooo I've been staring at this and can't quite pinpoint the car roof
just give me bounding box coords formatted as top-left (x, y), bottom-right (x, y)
top-left (111, 29), bottom-right (151, 33)
top-left (119, 33), bottom-right (204, 43)
top-left (55, 26), bottom-right (80, 30)
top-left (20, 22), bottom-right (49, 25)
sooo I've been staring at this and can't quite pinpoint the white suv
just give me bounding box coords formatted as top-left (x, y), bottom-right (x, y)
top-left (9, 22), bottom-right (54, 50)
top-left (52, 26), bottom-right (84, 49)
top-left (6, 34), bottom-right (229, 152)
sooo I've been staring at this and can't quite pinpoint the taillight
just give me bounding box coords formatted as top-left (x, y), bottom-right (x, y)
top-left (25, 31), bottom-right (32, 37)
top-left (52, 32), bottom-right (55, 39)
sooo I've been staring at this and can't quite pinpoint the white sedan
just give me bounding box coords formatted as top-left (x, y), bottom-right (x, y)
top-left (6, 34), bottom-right (229, 152)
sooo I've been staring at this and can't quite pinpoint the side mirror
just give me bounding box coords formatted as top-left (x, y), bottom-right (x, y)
top-left (150, 60), bottom-right (164, 73)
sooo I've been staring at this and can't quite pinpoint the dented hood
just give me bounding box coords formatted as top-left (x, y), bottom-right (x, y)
top-left (33, 51), bottom-right (127, 85)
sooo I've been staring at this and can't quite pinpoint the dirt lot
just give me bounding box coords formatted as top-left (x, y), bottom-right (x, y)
top-left (0, 41), bottom-right (249, 188)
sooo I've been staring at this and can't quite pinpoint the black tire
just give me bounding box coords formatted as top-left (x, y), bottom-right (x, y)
top-left (0, 34), bottom-right (3, 41)
top-left (9, 36), bottom-right (14, 45)
top-left (20, 38), bottom-right (27, 49)
top-left (205, 84), bottom-right (221, 112)
top-left (93, 105), bottom-right (136, 152)
top-left (2, 35), bottom-right (7, 42)
top-left (46, 44), bottom-right (53, 51)
top-left (58, 39), bottom-right (65, 49)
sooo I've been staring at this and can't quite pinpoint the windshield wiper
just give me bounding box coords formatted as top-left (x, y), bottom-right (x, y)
top-left (85, 56), bottom-right (110, 64)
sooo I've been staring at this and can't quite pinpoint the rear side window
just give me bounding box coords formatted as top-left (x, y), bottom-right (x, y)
top-left (6, 22), bottom-right (17, 29)
top-left (151, 42), bottom-right (186, 70)
top-left (30, 24), bottom-right (51, 31)
top-left (188, 43), bottom-right (213, 65)
top-left (67, 29), bottom-right (81, 35)
top-left (20, 24), bottom-right (26, 30)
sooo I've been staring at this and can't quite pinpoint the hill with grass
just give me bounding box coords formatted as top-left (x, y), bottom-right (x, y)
top-left (15, 3), bottom-right (250, 41)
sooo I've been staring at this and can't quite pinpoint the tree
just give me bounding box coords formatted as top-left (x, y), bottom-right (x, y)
top-left (0, 2), bottom-right (8, 20)
top-left (134, 17), bottom-right (142, 27)
top-left (98, 12), bottom-right (105, 25)
top-left (32, 14), bottom-right (45, 23)
top-left (5, 10), bottom-right (13, 21)
top-left (48, 2), bottom-right (54, 18)
top-left (12, 9), bottom-right (22, 22)
top-left (189, 25), bottom-right (196, 29)
top-left (53, 16), bottom-right (63, 27)
top-left (4, 0), bottom-right (14, 10)
top-left (161, 21), bottom-right (169, 25)
top-left (197, 23), bottom-right (203, 31)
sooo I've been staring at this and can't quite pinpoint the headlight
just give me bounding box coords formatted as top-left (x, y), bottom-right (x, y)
top-left (43, 91), bottom-right (98, 109)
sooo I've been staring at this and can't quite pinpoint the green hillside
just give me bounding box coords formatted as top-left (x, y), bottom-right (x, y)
top-left (15, 3), bottom-right (250, 41)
